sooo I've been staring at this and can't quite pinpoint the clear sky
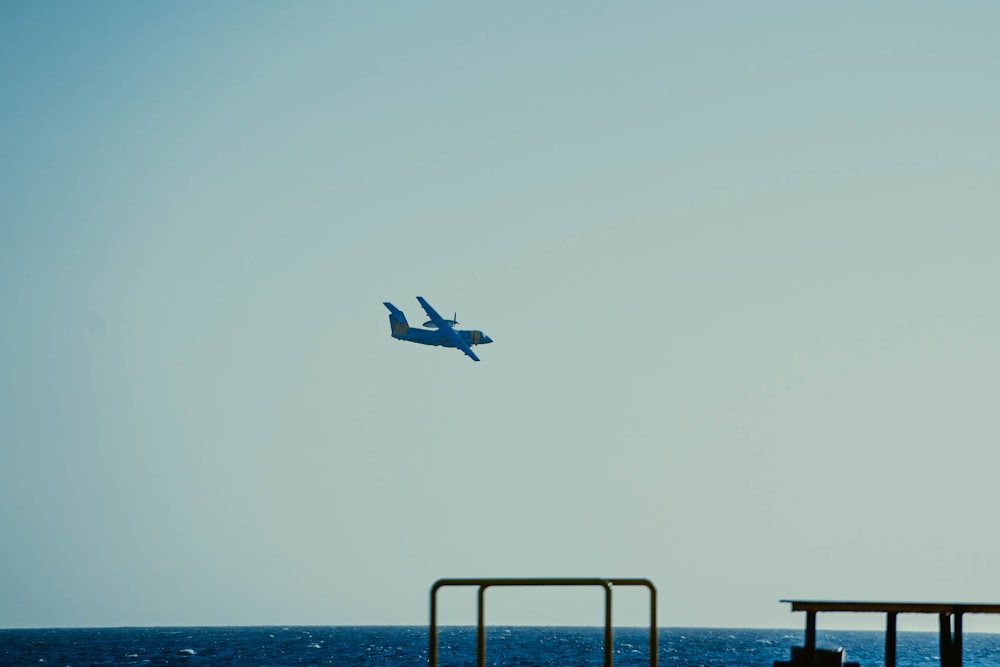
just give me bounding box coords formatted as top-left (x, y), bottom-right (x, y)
top-left (3, 2), bottom-right (1000, 631)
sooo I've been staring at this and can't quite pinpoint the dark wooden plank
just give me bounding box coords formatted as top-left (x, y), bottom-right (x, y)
top-left (782, 600), bottom-right (1000, 614)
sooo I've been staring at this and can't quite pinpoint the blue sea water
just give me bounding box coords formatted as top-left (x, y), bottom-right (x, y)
top-left (2, 626), bottom-right (1000, 667)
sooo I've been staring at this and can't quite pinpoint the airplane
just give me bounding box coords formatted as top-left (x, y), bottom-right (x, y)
top-left (383, 296), bottom-right (494, 362)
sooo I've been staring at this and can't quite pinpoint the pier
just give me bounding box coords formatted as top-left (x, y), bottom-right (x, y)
top-left (782, 600), bottom-right (1000, 667)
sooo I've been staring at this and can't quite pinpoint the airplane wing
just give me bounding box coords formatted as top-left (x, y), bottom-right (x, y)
top-left (416, 296), bottom-right (480, 362)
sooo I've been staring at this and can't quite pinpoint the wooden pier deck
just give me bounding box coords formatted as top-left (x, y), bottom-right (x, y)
top-left (782, 600), bottom-right (1000, 667)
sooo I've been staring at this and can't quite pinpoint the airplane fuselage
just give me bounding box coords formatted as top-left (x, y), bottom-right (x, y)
top-left (391, 327), bottom-right (492, 348)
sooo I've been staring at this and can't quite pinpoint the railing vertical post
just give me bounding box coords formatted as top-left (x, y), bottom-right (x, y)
top-left (429, 583), bottom-right (439, 667)
top-left (477, 585), bottom-right (487, 667)
top-left (603, 582), bottom-right (613, 667)
top-left (649, 582), bottom-right (658, 667)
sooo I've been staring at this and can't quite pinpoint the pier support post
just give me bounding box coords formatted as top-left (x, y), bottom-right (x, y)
top-left (885, 612), bottom-right (897, 667)
top-left (477, 585), bottom-right (487, 667)
top-left (939, 613), bottom-right (953, 667)
top-left (603, 582), bottom-right (613, 667)
top-left (954, 612), bottom-right (963, 667)
top-left (803, 610), bottom-right (816, 665)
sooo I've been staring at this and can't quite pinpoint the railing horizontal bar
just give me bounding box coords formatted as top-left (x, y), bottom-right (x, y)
top-left (435, 577), bottom-right (614, 588)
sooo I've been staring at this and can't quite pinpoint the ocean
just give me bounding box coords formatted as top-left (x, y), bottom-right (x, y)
top-left (2, 626), bottom-right (1000, 667)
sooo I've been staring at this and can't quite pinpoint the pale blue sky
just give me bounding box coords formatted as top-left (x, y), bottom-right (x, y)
top-left (3, 2), bottom-right (1000, 631)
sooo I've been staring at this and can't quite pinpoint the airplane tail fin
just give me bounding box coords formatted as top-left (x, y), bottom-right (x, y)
top-left (383, 302), bottom-right (409, 335)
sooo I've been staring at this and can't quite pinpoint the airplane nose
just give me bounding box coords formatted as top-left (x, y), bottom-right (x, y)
top-left (482, 335), bottom-right (494, 344)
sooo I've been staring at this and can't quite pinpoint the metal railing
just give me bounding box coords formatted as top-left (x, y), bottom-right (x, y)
top-left (429, 577), bottom-right (658, 667)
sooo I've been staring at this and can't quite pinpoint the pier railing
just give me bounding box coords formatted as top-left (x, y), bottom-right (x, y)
top-left (429, 577), bottom-right (657, 667)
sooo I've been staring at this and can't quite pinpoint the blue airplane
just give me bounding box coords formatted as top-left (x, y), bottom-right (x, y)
top-left (383, 296), bottom-right (494, 362)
